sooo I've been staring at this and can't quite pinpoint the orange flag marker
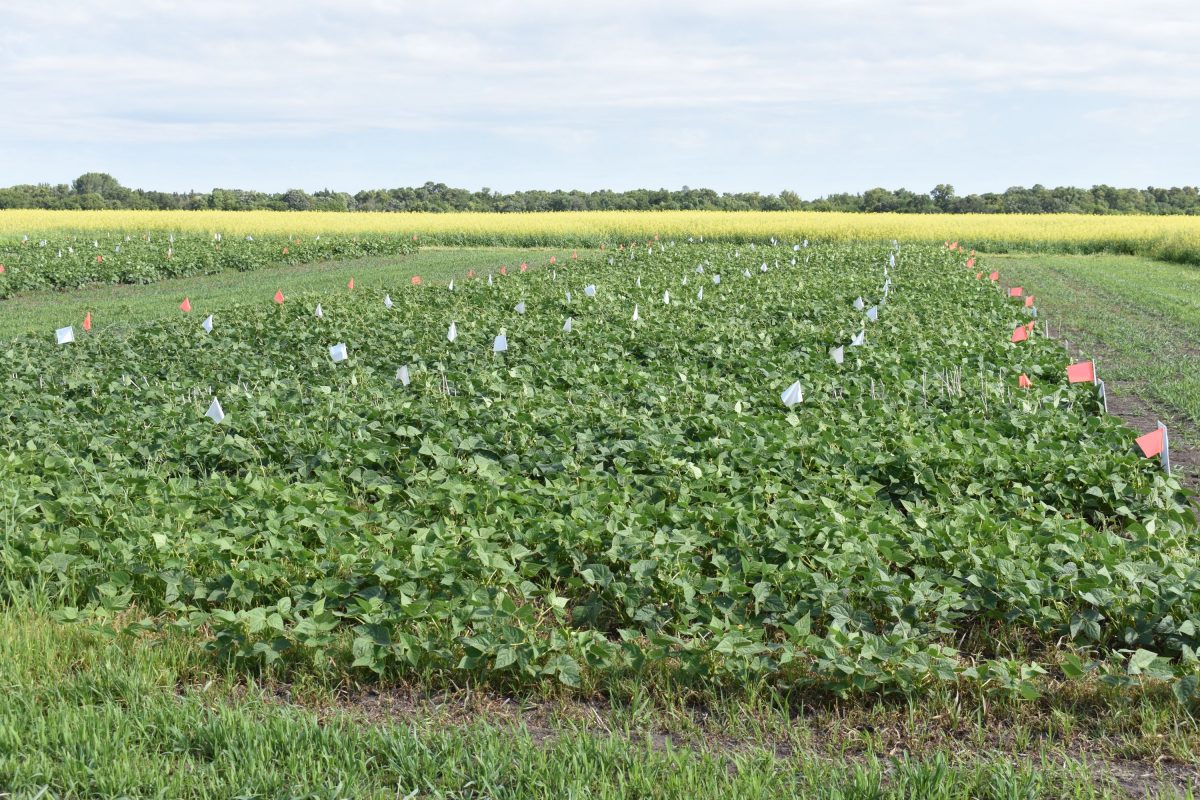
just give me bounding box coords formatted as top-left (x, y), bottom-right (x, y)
top-left (989, 271), bottom-right (999, 282)
top-left (180, 297), bottom-right (192, 313)
top-left (1066, 360), bottom-right (1096, 384)
top-left (966, 257), bottom-right (975, 269)
top-left (500, 265), bottom-right (507, 276)
top-left (550, 255), bottom-right (557, 265)
top-left (975, 272), bottom-right (983, 280)
top-left (83, 312), bottom-right (92, 332)
top-left (1136, 427), bottom-right (1164, 458)
top-left (520, 262), bottom-right (528, 272)
top-left (348, 278), bottom-right (355, 290)
top-left (1018, 373), bottom-right (1032, 389)
top-left (274, 290), bottom-right (285, 304)
top-left (411, 275), bottom-right (422, 285)
top-left (1009, 287), bottom-right (1023, 297)
top-left (1011, 325), bottom-right (1028, 343)
top-left (1025, 295), bottom-right (1035, 308)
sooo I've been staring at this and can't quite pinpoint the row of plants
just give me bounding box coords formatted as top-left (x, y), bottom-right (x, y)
top-left (0, 241), bottom-right (1195, 701)
top-left (0, 232), bottom-right (417, 296)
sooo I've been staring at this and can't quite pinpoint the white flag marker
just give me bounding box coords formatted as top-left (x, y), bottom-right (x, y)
top-left (55, 326), bottom-right (75, 345)
top-left (632, 304), bottom-right (640, 322)
top-left (447, 321), bottom-right (458, 343)
top-left (713, 274), bottom-right (721, 285)
top-left (448, 279), bottom-right (454, 292)
top-left (743, 269), bottom-right (751, 278)
top-left (663, 290), bottom-right (670, 305)
top-left (636, 276), bottom-right (641, 288)
top-left (563, 316), bottom-right (573, 333)
top-left (329, 343), bottom-right (348, 363)
top-left (866, 306), bottom-right (879, 322)
top-left (760, 262), bottom-right (768, 273)
top-left (793, 244), bottom-right (800, 251)
top-left (850, 329), bottom-right (866, 347)
top-left (889, 252), bottom-right (896, 268)
top-left (384, 294), bottom-right (393, 309)
top-left (781, 381), bottom-right (804, 408)
top-left (682, 275), bottom-right (688, 285)
top-left (314, 303), bottom-right (324, 319)
top-left (566, 290), bottom-right (572, 303)
top-left (696, 265), bottom-right (704, 274)
top-left (1160, 421), bottom-right (1171, 475)
top-left (202, 314), bottom-right (214, 333)
top-left (488, 274), bottom-right (493, 286)
top-left (853, 297), bottom-right (865, 311)
top-left (515, 301), bottom-right (526, 315)
top-left (829, 345), bottom-right (844, 365)
top-left (205, 398), bottom-right (225, 423)
top-left (697, 287), bottom-right (704, 301)
top-left (584, 284), bottom-right (597, 298)
top-left (493, 333), bottom-right (508, 352)
top-left (396, 365), bottom-right (411, 385)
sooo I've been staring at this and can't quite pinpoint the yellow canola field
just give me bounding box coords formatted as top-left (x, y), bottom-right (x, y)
top-left (2, 209), bottom-right (1199, 257)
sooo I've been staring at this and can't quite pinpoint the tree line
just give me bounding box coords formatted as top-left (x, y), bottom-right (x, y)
top-left (2, 173), bottom-right (1199, 215)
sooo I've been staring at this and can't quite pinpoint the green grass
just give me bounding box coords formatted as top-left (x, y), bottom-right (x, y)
top-left (1, 605), bottom-right (1193, 799)
top-left (0, 246), bottom-right (566, 339)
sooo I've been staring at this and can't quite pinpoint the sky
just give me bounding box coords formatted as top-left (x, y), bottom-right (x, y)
top-left (1, 0), bottom-right (1198, 196)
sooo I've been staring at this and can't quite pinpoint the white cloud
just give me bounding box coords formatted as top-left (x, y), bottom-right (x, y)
top-left (0, 0), bottom-right (1197, 191)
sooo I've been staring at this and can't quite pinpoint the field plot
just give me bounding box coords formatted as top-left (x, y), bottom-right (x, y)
top-left (2, 241), bottom-right (1194, 706)
top-left (0, 230), bottom-right (415, 296)
top-left (996, 253), bottom-right (1200, 454)
top-left (0, 247), bottom-right (565, 339)
top-left (4, 208), bottom-right (1200, 263)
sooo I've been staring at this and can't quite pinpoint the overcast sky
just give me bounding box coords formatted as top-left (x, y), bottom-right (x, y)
top-left (1, 0), bottom-right (1197, 196)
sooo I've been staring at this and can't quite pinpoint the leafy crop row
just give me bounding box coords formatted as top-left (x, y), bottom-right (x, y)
top-left (0, 242), bottom-right (1195, 700)
top-left (0, 232), bottom-right (416, 296)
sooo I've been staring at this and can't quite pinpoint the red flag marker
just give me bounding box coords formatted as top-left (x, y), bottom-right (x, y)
top-left (989, 271), bottom-right (999, 282)
top-left (1009, 287), bottom-right (1023, 297)
top-left (411, 275), bottom-right (422, 285)
top-left (97, 255), bottom-right (103, 263)
top-left (572, 250), bottom-right (578, 260)
top-left (500, 265), bottom-right (507, 276)
top-left (976, 272), bottom-right (983, 280)
top-left (274, 290), bottom-right (285, 304)
top-left (1011, 325), bottom-right (1028, 343)
top-left (83, 312), bottom-right (92, 332)
top-left (180, 297), bottom-right (192, 313)
top-left (1018, 373), bottom-right (1032, 389)
top-left (1026, 320), bottom-right (1036, 332)
top-left (0, 264), bottom-right (5, 273)
top-left (966, 257), bottom-right (975, 269)
top-left (1025, 295), bottom-right (1035, 308)
top-left (1067, 360), bottom-right (1096, 384)
top-left (549, 255), bottom-right (557, 265)
top-left (520, 262), bottom-right (528, 272)
top-left (950, 241), bottom-right (958, 249)
top-left (348, 278), bottom-right (355, 290)
top-left (1136, 427), bottom-right (1165, 458)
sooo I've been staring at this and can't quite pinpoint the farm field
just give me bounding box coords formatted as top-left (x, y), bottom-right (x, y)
top-left (4, 207), bottom-right (1200, 263)
top-left (2, 236), bottom-right (1198, 797)
top-left (0, 247), bottom-right (567, 339)
top-left (997, 254), bottom-right (1200, 459)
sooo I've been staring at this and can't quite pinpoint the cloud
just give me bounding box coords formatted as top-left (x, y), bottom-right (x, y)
top-left (0, 0), bottom-right (1197, 192)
